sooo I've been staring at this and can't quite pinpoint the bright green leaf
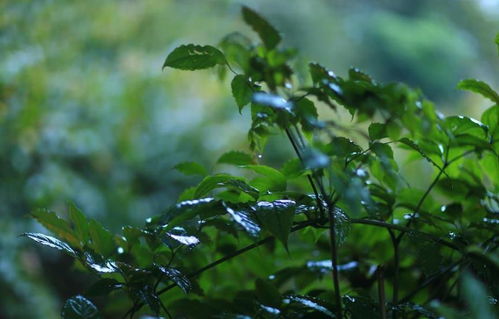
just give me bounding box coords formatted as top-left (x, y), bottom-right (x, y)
top-left (68, 202), bottom-right (89, 245)
top-left (255, 200), bottom-right (295, 249)
top-left (217, 150), bottom-right (254, 165)
top-left (88, 219), bottom-right (115, 258)
top-left (457, 79), bottom-right (499, 104)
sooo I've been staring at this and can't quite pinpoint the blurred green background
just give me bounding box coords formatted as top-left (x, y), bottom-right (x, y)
top-left (0, 0), bottom-right (497, 317)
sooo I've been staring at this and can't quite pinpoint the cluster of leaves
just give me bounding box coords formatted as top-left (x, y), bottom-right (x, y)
top-left (24, 6), bottom-right (498, 319)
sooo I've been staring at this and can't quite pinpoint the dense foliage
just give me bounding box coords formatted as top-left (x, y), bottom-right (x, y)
top-left (24, 6), bottom-right (498, 319)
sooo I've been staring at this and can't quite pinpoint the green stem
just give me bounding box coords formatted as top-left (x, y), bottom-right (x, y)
top-left (388, 229), bottom-right (399, 318)
top-left (377, 266), bottom-right (387, 319)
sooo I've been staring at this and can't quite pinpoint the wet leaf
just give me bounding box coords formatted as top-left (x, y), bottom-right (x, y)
top-left (224, 204), bottom-right (261, 237)
top-left (158, 267), bottom-right (191, 293)
top-left (242, 6), bottom-right (281, 49)
top-left (255, 278), bottom-right (281, 308)
top-left (254, 200), bottom-right (295, 249)
top-left (174, 161), bottom-right (208, 176)
top-left (22, 232), bottom-right (76, 256)
top-left (61, 295), bottom-right (100, 319)
top-left (163, 44), bottom-right (226, 70)
top-left (85, 279), bottom-right (123, 297)
top-left (286, 295), bottom-right (335, 318)
top-left (243, 165), bottom-right (287, 192)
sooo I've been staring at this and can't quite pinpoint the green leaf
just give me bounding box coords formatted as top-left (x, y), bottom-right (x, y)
top-left (368, 123), bottom-right (387, 140)
top-left (158, 267), bottom-right (191, 293)
top-left (231, 75), bottom-right (253, 111)
top-left (174, 161), bottom-right (208, 176)
top-left (219, 32), bottom-right (252, 71)
top-left (294, 98), bottom-right (318, 132)
top-left (287, 295), bottom-right (335, 318)
top-left (461, 272), bottom-right (495, 319)
top-left (31, 208), bottom-right (80, 247)
top-left (327, 137), bottom-right (362, 158)
top-left (61, 295), bottom-right (100, 319)
top-left (243, 165), bottom-right (287, 192)
top-left (481, 105), bottom-right (498, 136)
top-left (252, 92), bottom-right (292, 112)
top-left (217, 150), bottom-right (254, 165)
top-left (85, 279), bottom-right (123, 297)
top-left (163, 44), bottom-right (226, 70)
top-left (241, 6), bottom-right (281, 49)
top-left (457, 79), bottom-right (499, 104)
top-left (255, 200), bottom-right (295, 249)
top-left (348, 67), bottom-right (374, 84)
top-left (22, 232), bottom-right (76, 256)
top-left (255, 278), bottom-right (282, 308)
top-left (224, 203), bottom-right (261, 237)
top-left (399, 137), bottom-right (443, 171)
top-left (68, 202), bottom-right (89, 245)
top-left (194, 174), bottom-right (245, 198)
top-left (163, 198), bottom-right (223, 231)
top-left (88, 219), bottom-right (115, 258)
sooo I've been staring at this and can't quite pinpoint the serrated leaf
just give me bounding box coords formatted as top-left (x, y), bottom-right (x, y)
top-left (224, 203), bottom-right (261, 237)
top-left (158, 267), bottom-right (191, 293)
top-left (327, 137), bottom-right (362, 158)
top-left (164, 232), bottom-right (200, 248)
top-left (217, 150), bottom-right (254, 165)
top-left (68, 202), bottom-right (89, 245)
top-left (242, 6), bottom-right (281, 49)
top-left (481, 105), bottom-right (498, 136)
top-left (163, 198), bottom-right (222, 231)
top-left (163, 44), bottom-right (226, 70)
top-left (231, 75), bottom-right (253, 111)
top-left (348, 67), bottom-right (373, 84)
top-left (174, 161), bottom-right (208, 176)
top-left (22, 232), bottom-right (76, 256)
top-left (88, 219), bottom-right (115, 258)
top-left (61, 295), bottom-right (100, 319)
top-left (255, 200), bottom-right (295, 249)
top-left (457, 79), bottom-right (499, 104)
top-left (31, 208), bottom-right (80, 247)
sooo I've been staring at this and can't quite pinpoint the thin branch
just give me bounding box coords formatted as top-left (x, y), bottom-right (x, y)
top-left (377, 266), bottom-right (387, 319)
top-left (388, 229), bottom-right (399, 318)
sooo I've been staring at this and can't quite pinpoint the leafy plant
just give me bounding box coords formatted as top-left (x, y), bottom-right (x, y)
top-left (24, 6), bottom-right (498, 319)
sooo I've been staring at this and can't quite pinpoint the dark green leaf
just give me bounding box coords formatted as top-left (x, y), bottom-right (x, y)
top-left (461, 272), bottom-right (495, 319)
top-left (481, 105), bottom-right (498, 135)
top-left (231, 75), bottom-right (253, 111)
top-left (242, 6), bottom-right (281, 49)
top-left (88, 219), bottom-right (115, 258)
top-left (217, 150), bottom-right (254, 165)
top-left (68, 202), bottom-right (89, 246)
top-left (174, 161), bottom-right (208, 176)
top-left (457, 79), bottom-right (499, 104)
top-left (327, 137), bottom-right (362, 158)
top-left (224, 203), bottom-right (261, 237)
top-left (255, 278), bottom-right (281, 308)
top-left (255, 200), bottom-right (295, 249)
top-left (348, 68), bottom-right (373, 84)
top-left (158, 267), bottom-right (191, 293)
top-left (287, 295), bottom-right (335, 318)
top-left (163, 198), bottom-right (223, 231)
top-left (294, 98), bottom-right (318, 132)
top-left (85, 279), bottom-right (123, 297)
top-left (368, 123), bottom-right (387, 140)
top-left (22, 232), bottom-right (76, 256)
top-left (31, 208), bottom-right (79, 247)
top-left (163, 44), bottom-right (226, 70)
top-left (61, 295), bottom-right (100, 319)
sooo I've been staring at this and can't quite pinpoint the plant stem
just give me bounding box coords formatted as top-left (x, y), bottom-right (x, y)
top-left (328, 205), bottom-right (343, 319)
top-left (377, 266), bottom-right (387, 319)
top-left (388, 229), bottom-right (399, 319)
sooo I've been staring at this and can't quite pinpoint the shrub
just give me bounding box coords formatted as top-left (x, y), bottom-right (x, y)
top-left (24, 6), bottom-right (499, 319)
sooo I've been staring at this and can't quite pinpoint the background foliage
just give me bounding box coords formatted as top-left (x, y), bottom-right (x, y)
top-left (1, 0), bottom-right (498, 318)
